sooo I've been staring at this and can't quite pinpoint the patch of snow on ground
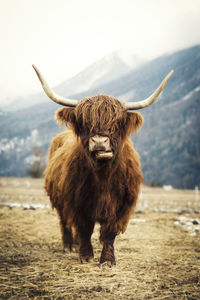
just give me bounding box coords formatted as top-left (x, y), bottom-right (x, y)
top-left (130, 219), bottom-right (146, 225)
top-left (174, 215), bottom-right (200, 236)
top-left (0, 179), bottom-right (7, 186)
top-left (0, 202), bottom-right (50, 210)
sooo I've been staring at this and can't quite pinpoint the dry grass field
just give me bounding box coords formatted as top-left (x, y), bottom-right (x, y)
top-left (0, 177), bottom-right (200, 299)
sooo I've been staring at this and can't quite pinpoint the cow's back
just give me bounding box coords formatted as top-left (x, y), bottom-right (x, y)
top-left (48, 129), bottom-right (74, 159)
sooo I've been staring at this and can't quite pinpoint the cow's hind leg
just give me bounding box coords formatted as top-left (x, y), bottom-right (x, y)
top-left (100, 226), bottom-right (117, 267)
top-left (58, 210), bottom-right (74, 252)
top-left (76, 219), bottom-right (95, 263)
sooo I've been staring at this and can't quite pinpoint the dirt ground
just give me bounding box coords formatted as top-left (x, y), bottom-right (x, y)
top-left (0, 178), bottom-right (200, 299)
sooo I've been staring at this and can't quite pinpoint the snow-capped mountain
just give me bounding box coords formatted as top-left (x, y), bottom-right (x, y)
top-left (0, 45), bottom-right (200, 189)
top-left (1, 50), bottom-right (144, 112)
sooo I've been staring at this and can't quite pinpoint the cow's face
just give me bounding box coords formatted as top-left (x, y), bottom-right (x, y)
top-left (56, 95), bottom-right (143, 162)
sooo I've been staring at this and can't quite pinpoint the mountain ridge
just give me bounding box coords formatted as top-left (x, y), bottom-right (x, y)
top-left (1, 51), bottom-right (144, 112)
top-left (0, 45), bottom-right (199, 189)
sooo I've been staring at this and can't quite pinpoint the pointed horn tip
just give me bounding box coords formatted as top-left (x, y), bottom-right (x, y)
top-left (167, 69), bottom-right (174, 80)
top-left (32, 64), bottom-right (42, 82)
top-left (32, 64), bottom-right (39, 74)
top-left (162, 69), bottom-right (174, 89)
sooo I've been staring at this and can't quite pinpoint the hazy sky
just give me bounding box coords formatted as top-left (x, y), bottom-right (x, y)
top-left (0, 0), bottom-right (200, 103)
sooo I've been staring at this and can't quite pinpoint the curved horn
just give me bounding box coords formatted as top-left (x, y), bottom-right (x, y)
top-left (125, 70), bottom-right (174, 110)
top-left (32, 64), bottom-right (79, 107)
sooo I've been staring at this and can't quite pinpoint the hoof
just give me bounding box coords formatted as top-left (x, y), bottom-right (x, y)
top-left (100, 260), bottom-right (116, 268)
top-left (63, 243), bottom-right (79, 253)
top-left (71, 244), bottom-right (79, 252)
top-left (71, 246), bottom-right (77, 253)
top-left (63, 247), bottom-right (71, 253)
top-left (80, 256), bottom-right (94, 263)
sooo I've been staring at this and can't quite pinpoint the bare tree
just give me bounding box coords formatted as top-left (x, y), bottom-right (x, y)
top-left (26, 147), bottom-right (46, 178)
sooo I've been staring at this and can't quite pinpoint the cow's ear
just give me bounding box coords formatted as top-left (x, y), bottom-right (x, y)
top-left (55, 108), bottom-right (75, 127)
top-left (126, 112), bottom-right (143, 135)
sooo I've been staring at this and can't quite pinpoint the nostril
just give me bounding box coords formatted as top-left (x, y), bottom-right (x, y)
top-left (90, 135), bottom-right (110, 145)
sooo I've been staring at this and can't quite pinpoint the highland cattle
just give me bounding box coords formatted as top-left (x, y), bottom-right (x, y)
top-left (33, 65), bottom-right (173, 266)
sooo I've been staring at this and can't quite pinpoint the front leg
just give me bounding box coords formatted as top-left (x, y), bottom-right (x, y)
top-left (100, 227), bottom-right (117, 267)
top-left (76, 220), bottom-right (95, 263)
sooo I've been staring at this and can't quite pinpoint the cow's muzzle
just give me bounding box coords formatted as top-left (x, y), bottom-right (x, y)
top-left (89, 135), bottom-right (113, 160)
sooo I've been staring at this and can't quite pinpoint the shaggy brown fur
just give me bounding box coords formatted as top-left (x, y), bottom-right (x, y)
top-left (45, 94), bottom-right (143, 266)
